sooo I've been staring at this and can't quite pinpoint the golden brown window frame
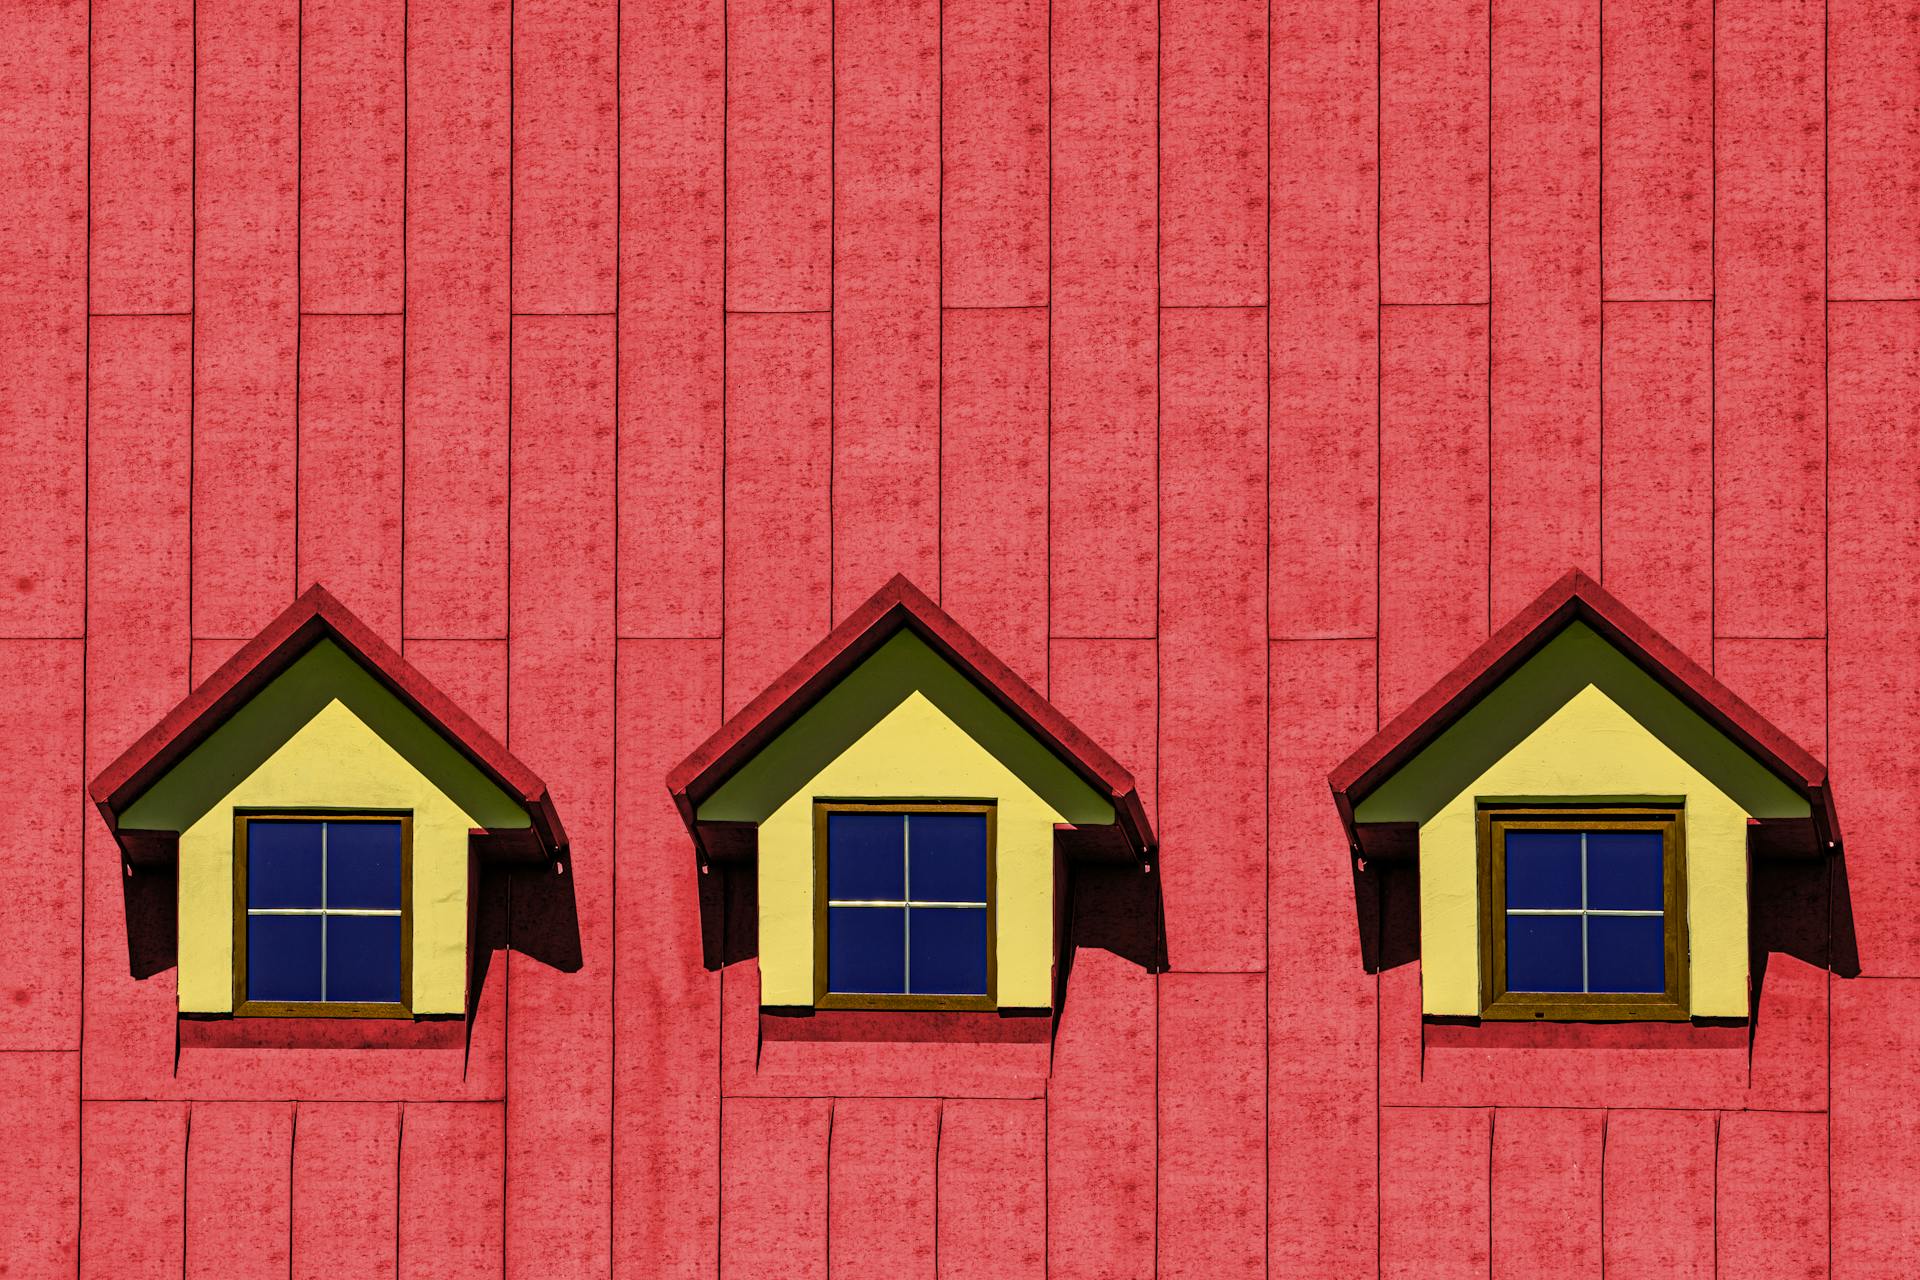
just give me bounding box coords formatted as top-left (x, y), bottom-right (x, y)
top-left (812, 801), bottom-right (998, 1012)
top-left (1476, 805), bottom-right (1689, 1022)
top-left (232, 811), bottom-right (415, 1019)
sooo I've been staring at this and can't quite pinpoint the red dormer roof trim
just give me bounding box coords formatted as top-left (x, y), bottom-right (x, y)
top-left (1328, 570), bottom-right (1838, 857)
top-left (89, 584), bottom-right (567, 859)
top-left (668, 574), bottom-right (1156, 863)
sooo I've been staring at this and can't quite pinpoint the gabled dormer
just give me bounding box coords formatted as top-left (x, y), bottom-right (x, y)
top-left (1331, 571), bottom-right (1836, 1022)
top-left (90, 586), bottom-right (565, 1018)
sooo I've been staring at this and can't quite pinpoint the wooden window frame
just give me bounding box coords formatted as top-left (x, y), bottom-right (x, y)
top-left (1476, 805), bottom-right (1689, 1022)
top-left (232, 811), bottom-right (415, 1019)
top-left (813, 801), bottom-right (998, 1012)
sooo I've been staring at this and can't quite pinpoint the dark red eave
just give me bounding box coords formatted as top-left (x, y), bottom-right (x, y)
top-left (667, 574), bottom-right (1156, 863)
top-left (1327, 570), bottom-right (1838, 857)
top-left (88, 584), bottom-right (567, 859)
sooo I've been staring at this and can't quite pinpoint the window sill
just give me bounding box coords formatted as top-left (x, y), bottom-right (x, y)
top-left (180, 1013), bottom-right (464, 1051)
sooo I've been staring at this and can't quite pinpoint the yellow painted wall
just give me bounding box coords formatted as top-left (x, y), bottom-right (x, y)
top-left (1418, 683), bottom-right (1752, 1018)
top-left (700, 630), bottom-right (1113, 1010)
top-left (120, 640), bottom-right (527, 1016)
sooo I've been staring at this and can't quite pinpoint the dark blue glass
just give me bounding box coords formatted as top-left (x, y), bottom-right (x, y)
top-left (1505, 914), bottom-right (1583, 993)
top-left (247, 821), bottom-right (323, 909)
top-left (1587, 914), bottom-right (1665, 993)
top-left (247, 915), bottom-right (323, 1001)
top-left (907, 812), bottom-right (988, 903)
top-left (326, 821), bottom-right (403, 910)
top-left (827, 814), bottom-right (905, 901)
top-left (908, 907), bottom-right (988, 995)
top-left (326, 915), bottom-right (403, 1003)
top-left (827, 906), bottom-right (906, 993)
top-left (1585, 831), bottom-right (1664, 911)
top-left (1504, 830), bottom-right (1582, 910)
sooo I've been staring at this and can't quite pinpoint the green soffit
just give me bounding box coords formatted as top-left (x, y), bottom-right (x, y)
top-left (1353, 621), bottom-right (1811, 825)
top-left (697, 629), bottom-right (1114, 827)
top-left (120, 638), bottom-right (531, 834)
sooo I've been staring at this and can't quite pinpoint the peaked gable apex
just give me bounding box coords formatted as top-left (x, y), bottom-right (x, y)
top-left (1329, 570), bottom-right (1837, 857)
top-left (668, 574), bottom-right (1155, 860)
top-left (90, 585), bottom-right (566, 859)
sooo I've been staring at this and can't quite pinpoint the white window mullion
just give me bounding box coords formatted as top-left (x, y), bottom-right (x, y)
top-left (320, 822), bottom-right (329, 1002)
top-left (902, 815), bottom-right (912, 996)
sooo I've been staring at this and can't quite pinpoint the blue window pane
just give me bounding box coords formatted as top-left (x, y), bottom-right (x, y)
top-left (1506, 914), bottom-right (1583, 993)
top-left (1504, 830), bottom-right (1582, 909)
top-left (327, 821), bottom-right (403, 910)
top-left (1586, 831), bottom-right (1664, 911)
top-left (908, 907), bottom-right (988, 995)
top-left (828, 906), bottom-right (906, 993)
top-left (248, 821), bottom-right (323, 909)
top-left (1587, 914), bottom-right (1666, 993)
top-left (827, 814), bottom-right (905, 901)
top-left (326, 915), bottom-right (403, 1003)
top-left (907, 812), bottom-right (988, 903)
top-left (248, 915), bottom-right (323, 1002)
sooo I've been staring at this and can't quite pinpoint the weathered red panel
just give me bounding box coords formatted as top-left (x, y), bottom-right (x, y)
top-left (1829, 0), bottom-right (1920, 300)
top-left (1268, 639), bottom-right (1377, 1274)
top-left (1269, 0), bottom-right (1377, 641)
top-left (0, 641), bottom-right (82, 1049)
top-left (1715, 638), bottom-right (1828, 763)
top-left (1160, 0), bottom-right (1265, 305)
top-left (1830, 302), bottom-right (1920, 978)
top-left (1599, 301), bottom-right (1713, 667)
top-left (1491, 1109), bottom-right (1602, 1278)
top-left (0, 0), bottom-right (85, 637)
top-left (193, 0), bottom-right (299, 640)
top-left (724, 313), bottom-right (833, 715)
top-left (185, 1102), bottom-right (293, 1279)
top-left (1379, 305), bottom-right (1489, 720)
top-left (90, 0), bottom-right (193, 314)
top-left (1600, 0), bottom-right (1712, 299)
top-left (301, 0), bottom-right (404, 314)
top-left (401, 639), bottom-right (509, 741)
top-left (505, 316), bottom-right (616, 1280)
top-left (720, 1097), bottom-right (830, 1280)
top-left (1834, 977), bottom-right (1920, 1279)
top-left (937, 1100), bottom-right (1046, 1280)
top-left (1601, 1110), bottom-right (1715, 1278)
top-left (1718, 1110), bottom-right (1828, 1280)
top-left (617, 0), bottom-right (724, 639)
top-left (1159, 308), bottom-right (1266, 971)
top-left (942, 0), bottom-right (1046, 308)
top-left (1050, 0), bottom-right (1156, 636)
top-left (404, 0), bottom-right (510, 639)
top-left (397, 1102), bottom-right (505, 1280)
top-left (1159, 973), bottom-right (1264, 1278)
top-left (726, 0), bottom-right (832, 312)
top-left (0, 1051), bottom-right (78, 1274)
top-left (942, 308), bottom-right (1050, 691)
top-left (1713, 0), bottom-right (1825, 639)
top-left (292, 1102), bottom-right (401, 1280)
top-left (1381, 0), bottom-right (1489, 303)
top-left (613, 639), bottom-right (721, 1280)
top-left (832, 0), bottom-right (941, 620)
top-left (514, 0), bottom-right (617, 315)
top-left (298, 315), bottom-right (404, 644)
top-left (1489, 0), bottom-right (1600, 619)
top-left (827, 1099), bottom-right (938, 1279)
top-left (80, 1101), bottom-right (188, 1280)
top-left (1380, 1107), bottom-right (1491, 1279)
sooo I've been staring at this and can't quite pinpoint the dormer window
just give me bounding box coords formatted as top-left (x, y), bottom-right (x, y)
top-left (818, 804), bottom-right (995, 1009)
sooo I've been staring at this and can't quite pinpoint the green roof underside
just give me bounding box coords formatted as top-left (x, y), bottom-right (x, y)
top-left (120, 639), bottom-right (530, 834)
top-left (697, 630), bottom-right (1113, 826)
top-left (1353, 621), bottom-right (1811, 825)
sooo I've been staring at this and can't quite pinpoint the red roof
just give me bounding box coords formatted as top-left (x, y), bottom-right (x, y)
top-left (89, 584), bottom-right (567, 856)
top-left (1328, 570), bottom-right (1838, 854)
top-left (668, 575), bottom-right (1155, 859)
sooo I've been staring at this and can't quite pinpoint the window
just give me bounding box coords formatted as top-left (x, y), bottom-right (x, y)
top-left (233, 814), bottom-right (412, 1017)
top-left (814, 803), bottom-right (995, 1010)
top-left (1477, 807), bottom-right (1687, 1020)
